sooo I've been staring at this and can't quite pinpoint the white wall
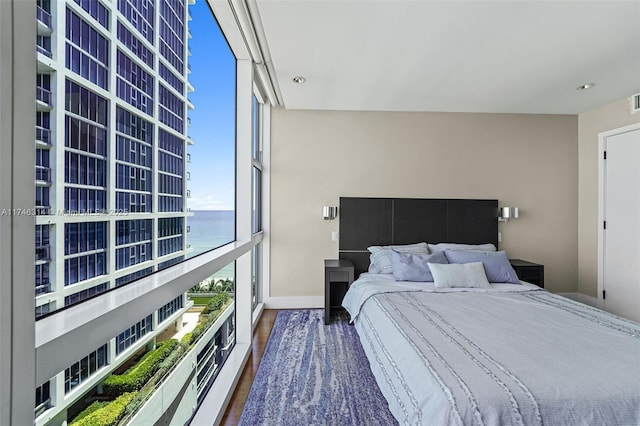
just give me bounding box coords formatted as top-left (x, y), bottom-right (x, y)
top-left (269, 110), bottom-right (578, 301)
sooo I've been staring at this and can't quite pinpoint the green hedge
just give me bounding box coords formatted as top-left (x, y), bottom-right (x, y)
top-left (180, 332), bottom-right (192, 346)
top-left (202, 293), bottom-right (229, 315)
top-left (102, 340), bottom-right (178, 396)
top-left (71, 400), bottom-right (110, 423)
top-left (70, 392), bottom-right (135, 426)
top-left (179, 293), bottom-right (231, 346)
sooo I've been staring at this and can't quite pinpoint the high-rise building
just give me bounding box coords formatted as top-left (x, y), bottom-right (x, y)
top-left (35, 0), bottom-right (193, 317)
top-left (32, 1), bottom-right (223, 424)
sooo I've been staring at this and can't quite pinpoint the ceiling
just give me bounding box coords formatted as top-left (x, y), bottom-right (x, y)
top-left (253, 0), bottom-right (640, 114)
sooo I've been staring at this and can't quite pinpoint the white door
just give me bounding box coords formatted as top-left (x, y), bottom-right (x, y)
top-left (603, 127), bottom-right (640, 322)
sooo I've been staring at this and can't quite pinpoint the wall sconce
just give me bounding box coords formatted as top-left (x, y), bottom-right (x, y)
top-left (498, 207), bottom-right (519, 223)
top-left (323, 206), bottom-right (338, 220)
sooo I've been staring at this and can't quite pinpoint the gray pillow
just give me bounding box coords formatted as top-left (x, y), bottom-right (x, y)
top-left (390, 250), bottom-right (448, 282)
top-left (367, 242), bottom-right (429, 274)
top-left (444, 250), bottom-right (520, 284)
top-left (428, 262), bottom-right (491, 288)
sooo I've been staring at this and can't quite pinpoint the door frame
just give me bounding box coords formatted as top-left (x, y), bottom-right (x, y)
top-left (597, 122), bottom-right (640, 309)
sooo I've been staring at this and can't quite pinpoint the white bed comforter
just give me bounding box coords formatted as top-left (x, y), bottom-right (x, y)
top-left (342, 273), bottom-right (640, 426)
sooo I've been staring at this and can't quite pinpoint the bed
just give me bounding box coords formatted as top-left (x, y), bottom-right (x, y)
top-left (338, 197), bottom-right (640, 426)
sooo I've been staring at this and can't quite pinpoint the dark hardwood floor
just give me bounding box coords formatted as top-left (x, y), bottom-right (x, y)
top-left (220, 309), bottom-right (278, 425)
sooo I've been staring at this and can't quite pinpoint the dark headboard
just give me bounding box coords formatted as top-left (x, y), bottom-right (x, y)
top-left (338, 197), bottom-right (499, 276)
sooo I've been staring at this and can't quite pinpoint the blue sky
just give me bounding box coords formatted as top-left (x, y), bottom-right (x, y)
top-left (186, 0), bottom-right (236, 211)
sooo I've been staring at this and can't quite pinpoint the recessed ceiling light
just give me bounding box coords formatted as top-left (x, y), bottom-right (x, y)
top-left (577, 83), bottom-right (596, 90)
top-left (292, 76), bottom-right (306, 84)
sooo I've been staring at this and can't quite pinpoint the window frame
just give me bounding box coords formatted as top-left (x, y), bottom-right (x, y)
top-left (2, 1), bottom-right (272, 424)
top-left (0, 2), bottom-right (37, 424)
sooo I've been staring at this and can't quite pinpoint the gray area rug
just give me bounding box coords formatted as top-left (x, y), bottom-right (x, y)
top-left (238, 309), bottom-right (397, 425)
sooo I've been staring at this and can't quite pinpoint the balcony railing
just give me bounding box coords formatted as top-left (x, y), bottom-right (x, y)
top-left (121, 304), bottom-right (235, 425)
top-left (35, 281), bottom-right (51, 296)
top-left (35, 205), bottom-right (51, 216)
top-left (34, 398), bottom-right (52, 417)
top-left (36, 6), bottom-right (52, 29)
top-left (36, 126), bottom-right (52, 145)
top-left (35, 166), bottom-right (51, 183)
top-left (36, 86), bottom-right (52, 105)
top-left (35, 245), bottom-right (50, 262)
top-left (36, 44), bottom-right (52, 58)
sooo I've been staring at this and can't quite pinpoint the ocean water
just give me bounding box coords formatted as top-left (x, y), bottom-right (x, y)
top-left (187, 210), bottom-right (235, 280)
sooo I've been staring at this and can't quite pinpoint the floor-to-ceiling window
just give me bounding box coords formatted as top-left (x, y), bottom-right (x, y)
top-left (251, 92), bottom-right (263, 311)
top-left (24, 0), bottom-right (267, 424)
top-left (1, 0), bottom-right (269, 423)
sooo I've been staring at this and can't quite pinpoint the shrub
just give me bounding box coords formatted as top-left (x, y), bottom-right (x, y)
top-left (188, 322), bottom-right (207, 345)
top-left (72, 400), bottom-right (110, 423)
top-left (120, 388), bottom-right (153, 420)
top-left (202, 292), bottom-right (229, 315)
top-left (180, 332), bottom-right (192, 346)
top-left (70, 392), bottom-right (135, 426)
top-left (182, 295), bottom-right (232, 347)
top-left (102, 340), bottom-right (178, 396)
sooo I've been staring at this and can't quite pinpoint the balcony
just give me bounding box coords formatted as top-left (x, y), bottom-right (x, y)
top-left (187, 98), bottom-right (194, 110)
top-left (119, 305), bottom-right (234, 425)
top-left (37, 298), bottom-right (235, 426)
top-left (35, 280), bottom-right (51, 296)
top-left (36, 126), bottom-right (52, 146)
top-left (31, 225), bottom-right (261, 424)
top-left (36, 86), bottom-right (52, 109)
top-left (187, 117), bottom-right (192, 126)
top-left (187, 153), bottom-right (191, 163)
top-left (36, 6), bottom-right (52, 34)
top-left (35, 166), bottom-right (51, 184)
top-left (35, 205), bottom-right (51, 216)
top-left (36, 44), bottom-right (52, 59)
top-left (34, 398), bottom-right (52, 418)
top-left (35, 245), bottom-right (50, 262)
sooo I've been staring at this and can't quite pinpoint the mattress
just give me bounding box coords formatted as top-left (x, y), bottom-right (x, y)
top-left (342, 273), bottom-right (640, 426)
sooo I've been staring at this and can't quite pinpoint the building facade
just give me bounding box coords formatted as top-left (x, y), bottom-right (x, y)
top-left (32, 1), bottom-right (216, 424)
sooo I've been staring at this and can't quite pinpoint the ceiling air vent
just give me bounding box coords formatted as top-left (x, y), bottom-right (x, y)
top-left (631, 92), bottom-right (640, 114)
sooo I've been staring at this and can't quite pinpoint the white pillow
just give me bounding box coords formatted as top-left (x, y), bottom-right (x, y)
top-left (367, 242), bottom-right (429, 274)
top-left (428, 243), bottom-right (496, 253)
top-left (428, 262), bottom-right (491, 288)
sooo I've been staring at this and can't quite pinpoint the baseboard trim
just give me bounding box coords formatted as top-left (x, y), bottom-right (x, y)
top-left (557, 292), bottom-right (601, 308)
top-left (264, 296), bottom-right (324, 309)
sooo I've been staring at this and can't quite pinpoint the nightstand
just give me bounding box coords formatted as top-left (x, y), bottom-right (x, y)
top-left (324, 259), bottom-right (354, 324)
top-left (509, 259), bottom-right (544, 288)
